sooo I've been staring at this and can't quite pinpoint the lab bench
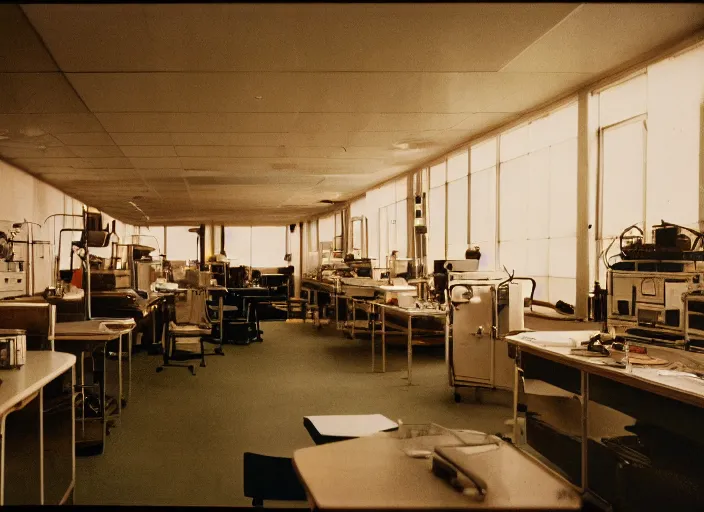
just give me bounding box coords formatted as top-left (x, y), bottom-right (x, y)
top-left (0, 351), bottom-right (76, 505)
top-left (506, 332), bottom-right (704, 511)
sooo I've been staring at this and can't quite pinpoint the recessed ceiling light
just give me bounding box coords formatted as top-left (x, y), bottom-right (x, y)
top-left (254, 95), bottom-right (263, 100)
top-left (392, 140), bottom-right (434, 151)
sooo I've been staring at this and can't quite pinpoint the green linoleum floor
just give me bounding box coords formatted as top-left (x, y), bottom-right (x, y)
top-left (75, 321), bottom-right (512, 506)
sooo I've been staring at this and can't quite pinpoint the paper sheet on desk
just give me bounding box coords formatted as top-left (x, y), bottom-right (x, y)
top-left (514, 330), bottom-right (599, 347)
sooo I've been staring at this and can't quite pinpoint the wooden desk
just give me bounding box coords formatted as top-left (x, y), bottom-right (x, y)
top-left (0, 351), bottom-right (76, 505)
top-left (375, 304), bottom-right (447, 385)
top-left (54, 319), bottom-right (135, 454)
top-left (293, 433), bottom-right (581, 510)
top-left (505, 332), bottom-right (704, 504)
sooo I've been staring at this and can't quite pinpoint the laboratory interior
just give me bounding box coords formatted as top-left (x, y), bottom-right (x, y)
top-left (0, 3), bottom-right (703, 510)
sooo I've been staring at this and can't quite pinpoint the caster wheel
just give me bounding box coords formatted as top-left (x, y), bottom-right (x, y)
top-left (106, 429), bottom-right (111, 436)
top-left (214, 347), bottom-right (224, 355)
top-left (121, 399), bottom-right (127, 408)
top-left (156, 367), bottom-right (164, 373)
top-left (189, 365), bottom-right (196, 376)
top-left (200, 361), bottom-right (206, 368)
top-left (454, 391), bottom-right (461, 403)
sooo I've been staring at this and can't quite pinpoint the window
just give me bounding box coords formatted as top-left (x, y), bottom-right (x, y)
top-left (470, 138), bottom-right (497, 270)
top-left (428, 161), bottom-right (447, 265)
top-left (224, 227), bottom-right (252, 268)
top-left (251, 226), bottom-right (286, 268)
top-left (446, 150), bottom-right (469, 259)
top-left (166, 226), bottom-right (199, 262)
top-left (138, 226), bottom-right (165, 258)
top-left (498, 102), bottom-right (578, 303)
top-left (318, 215), bottom-right (334, 249)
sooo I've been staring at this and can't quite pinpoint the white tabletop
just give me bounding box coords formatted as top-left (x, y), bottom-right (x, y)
top-left (377, 304), bottom-right (447, 317)
top-left (0, 351), bottom-right (76, 417)
top-left (304, 414), bottom-right (398, 438)
top-left (506, 332), bottom-right (704, 408)
top-left (55, 319), bottom-right (135, 341)
top-left (293, 434), bottom-right (581, 510)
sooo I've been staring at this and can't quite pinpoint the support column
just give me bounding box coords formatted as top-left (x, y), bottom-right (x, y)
top-left (576, 91), bottom-right (590, 320)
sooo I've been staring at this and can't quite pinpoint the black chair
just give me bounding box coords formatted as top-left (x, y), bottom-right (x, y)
top-left (156, 290), bottom-right (209, 376)
top-left (243, 452), bottom-right (308, 508)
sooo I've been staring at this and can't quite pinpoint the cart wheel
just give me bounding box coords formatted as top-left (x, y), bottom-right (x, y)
top-left (156, 366), bottom-right (164, 373)
top-left (200, 361), bottom-right (206, 368)
top-left (454, 391), bottom-right (461, 403)
top-left (121, 398), bottom-right (127, 408)
top-left (189, 365), bottom-right (196, 376)
top-left (214, 347), bottom-right (224, 355)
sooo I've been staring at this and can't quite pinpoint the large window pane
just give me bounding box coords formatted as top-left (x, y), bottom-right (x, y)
top-left (396, 199), bottom-right (408, 258)
top-left (251, 226), bottom-right (286, 268)
top-left (600, 120), bottom-right (646, 239)
top-left (645, 44), bottom-right (703, 229)
top-left (500, 124), bottom-right (530, 162)
top-left (139, 226), bottom-right (164, 258)
top-left (224, 227), bottom-right (252, 268)
top-left (471, 138), bottom-right (497, 172)
top-left (549, 138), bottom-right (578, 238)
top-left (318, 215), bottom-right (335, 246)
top-left (430, 161), bottom-right (447, 188)
top-left (447, 150), bottom-right (469, 182)
top-left (428, 185), bottom-right (446, 265)
top-left (447, 176), bottom-right (468, 259)
top-left (499, 156), bottom-right (529, 242)
top-left (599, 73), bottom-right (647, 127)
top-left (470, 166), bottom-right (496, 269)
top-left (166, 226), bottom-right (199, 262)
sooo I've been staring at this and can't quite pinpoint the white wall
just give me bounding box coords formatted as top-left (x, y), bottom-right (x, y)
top-left (0, 159), bottom-right (135, 293)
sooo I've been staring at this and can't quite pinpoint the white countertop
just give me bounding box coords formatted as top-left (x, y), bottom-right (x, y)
top-left (293, 434), bottom-right (580, 510)
top-left (55, 319), bottom-right (136, 341)
top-left (0, 351), bottom-right (76, 417)
top-left (506, 332), bottom-right (704, 408)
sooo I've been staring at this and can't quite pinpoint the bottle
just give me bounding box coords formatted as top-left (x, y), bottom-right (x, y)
top-left (593, 282), bottom-right (603, 322)
top-left (624, 340), bottom-right (632, 373)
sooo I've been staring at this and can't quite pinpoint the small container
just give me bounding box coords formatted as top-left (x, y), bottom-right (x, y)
top-left (0, 329), bottom-right (27, 369)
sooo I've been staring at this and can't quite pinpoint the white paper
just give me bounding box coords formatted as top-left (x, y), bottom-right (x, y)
top-left (513, 330), bottom-right (598, 347)
top-left (305, 414), bottom-right (398, 437)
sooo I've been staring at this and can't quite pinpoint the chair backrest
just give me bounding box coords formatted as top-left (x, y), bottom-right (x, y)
top-left (243, 452), bottom-right (307, 505)
top-left (173, 289), bottom-right (210, 326)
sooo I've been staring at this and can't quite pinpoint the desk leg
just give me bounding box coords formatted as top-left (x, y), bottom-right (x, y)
top-left (117, 334), bottom-right (123, 420)
top-left (152, 311), bottom-right (156, 349)
top-left (219, 296), bottom-right (224, 346)
top-left (512, 360), bottom-right (520, 444)
top-left (352, 300), bottom-right (356, 339)
top-left (128, 331), bottom-right (132, 404)
top-left (39, 391), bottom-right (44, 505)
top-left (371, 306), bottom-right (375, 372)
top-left (80, 353), bottom-right (85, 440)
top-left (381, 308), bottom-right (386, 373)
top-left (580, 371), bottom-right (589, 492)
top-left (0, 415), bottom-right (5, 505)
top-left (407, 315), bottom-right (412, 385)
top-left (101, 347), bottom-right (107, 455)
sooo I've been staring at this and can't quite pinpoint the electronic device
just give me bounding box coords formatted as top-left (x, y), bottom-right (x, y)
top-left (446, 271), bottom-right (526, 396)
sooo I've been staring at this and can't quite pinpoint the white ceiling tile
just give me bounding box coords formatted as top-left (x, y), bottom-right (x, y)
top-left (121, 145), bottom-right (177, 157)
top-left (110, 133), bottom-right (174, 146)
top-left (0, 5), bottom-right (58, 72)
top-left (128, 157), bottom-right (182, 169)
top-left (55, 132), bottom-right (115, 145)
top-left (0, 145), bottom-right (75, 159)
top-left (24, 4), bottom-right (578, 72)
top-left (67, 145), bottom-right (125, 158)
top-left (0, 73), bottom-right (88, 114)
top-left (0, 113), bottom-right (106, 134)
top-left (502, 4), bottom-right (704, 73)
top-left (96, 113), bottom-right (299, 133)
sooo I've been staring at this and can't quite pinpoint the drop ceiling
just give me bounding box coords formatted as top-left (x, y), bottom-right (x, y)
top-left (0, 3), bottom-right (702, 225)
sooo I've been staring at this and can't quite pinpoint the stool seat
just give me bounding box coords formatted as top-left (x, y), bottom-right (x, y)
top-left (169, 322), bottom-right (211, 336)
top-left (288, 298), bottom-right (307, 303)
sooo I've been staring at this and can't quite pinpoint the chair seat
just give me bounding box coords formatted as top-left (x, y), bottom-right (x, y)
top-left (169, 322), bottom-right (211, 336)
